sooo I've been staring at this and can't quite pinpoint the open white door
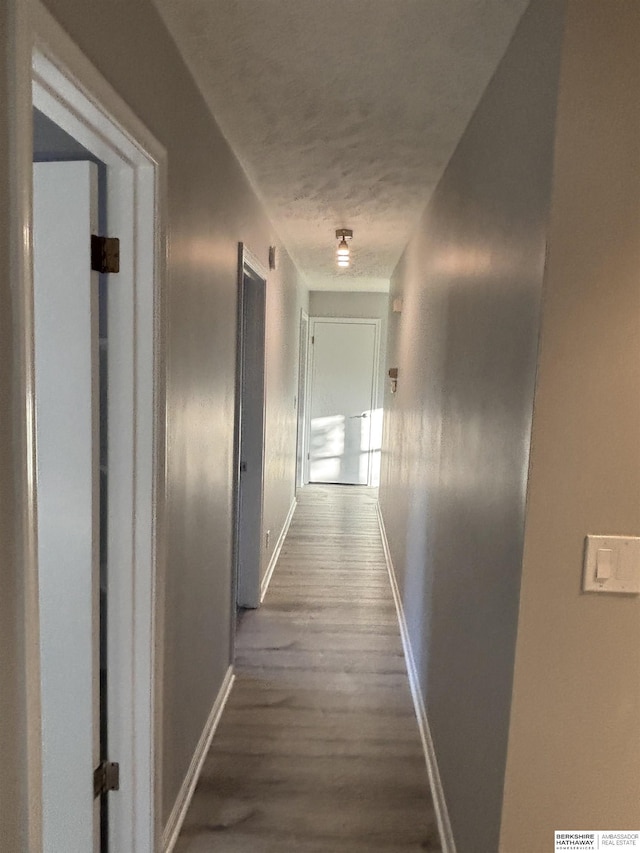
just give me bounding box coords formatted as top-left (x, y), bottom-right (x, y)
top-left (307, 318), bottom-right (380, 485)
top-left (234, 249), bottom-right (267, 609)
top-left (34, 161), bottom-right (101, 852)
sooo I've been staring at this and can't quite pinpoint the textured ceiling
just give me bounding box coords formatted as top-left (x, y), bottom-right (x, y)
top-left (153, 0), bottom-right (529, 291)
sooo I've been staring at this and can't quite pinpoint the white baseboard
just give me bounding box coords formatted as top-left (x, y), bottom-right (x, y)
top-left (261, 496), bottom-right (297, 602)
top-left (376, 503), bottom-right (457, 853)
top-left (162, 666), bottom-right (236, 853)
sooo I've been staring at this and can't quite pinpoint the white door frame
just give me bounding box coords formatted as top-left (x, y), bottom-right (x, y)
top-left (306, 316), bottom-right (381, 487)
top-left (295, 309), bottom-right (310, 488)
top-left (12, 3), bottom-right (167, 849)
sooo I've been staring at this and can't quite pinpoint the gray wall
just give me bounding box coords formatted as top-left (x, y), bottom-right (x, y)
top-left (378, 2), bottom-right (565, 850)
top-left (262, 252), bottom-right (307, 580)
top-left (501, 2), bottom-right (640, 848)
top-left (33, 107), bottom-right (94, 160)
top-left (29, 0), bottom-right (307, 825)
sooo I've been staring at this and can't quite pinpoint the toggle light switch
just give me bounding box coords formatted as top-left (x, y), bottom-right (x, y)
top-left (583, 535), bottom-right (640, 594)
top-left (595, 548), bottom-right (613, 580)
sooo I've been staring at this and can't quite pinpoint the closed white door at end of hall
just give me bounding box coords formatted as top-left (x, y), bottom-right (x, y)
top-left (308, 319), bottom-right (378, 486)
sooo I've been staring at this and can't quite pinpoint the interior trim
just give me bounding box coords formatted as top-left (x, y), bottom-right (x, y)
top-left (261, 496), bottom-right (297, 603)
top-left (162, 666), bottom-right (236, 853)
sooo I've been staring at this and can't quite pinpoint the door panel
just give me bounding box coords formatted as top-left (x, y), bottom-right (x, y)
top-left (308, 320), bottom-right (378, 485)
top-left (33, 161), bottom-right (100, 852)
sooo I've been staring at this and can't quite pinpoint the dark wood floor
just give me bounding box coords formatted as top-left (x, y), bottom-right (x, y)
top-left (175, 485), bottom-right (440, 853)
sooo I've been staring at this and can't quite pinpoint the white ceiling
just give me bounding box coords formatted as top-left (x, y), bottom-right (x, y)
top-left (153, 0), bottom-right (529, 292)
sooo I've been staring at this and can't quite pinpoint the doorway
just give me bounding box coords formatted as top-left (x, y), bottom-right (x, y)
top-left (306, 317), bottom-right (380, 486)
top-left (233, 245), bottom-right (268, 611)
top-left (25, 10), bottom-right (167, 850)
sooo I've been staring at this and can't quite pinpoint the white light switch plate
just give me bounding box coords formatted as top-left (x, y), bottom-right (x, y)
top-left (583, 535), bottom-right (640, 594)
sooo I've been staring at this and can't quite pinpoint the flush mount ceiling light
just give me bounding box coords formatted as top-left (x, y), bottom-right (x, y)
top-left (335, 228), bottom-right (353, 269)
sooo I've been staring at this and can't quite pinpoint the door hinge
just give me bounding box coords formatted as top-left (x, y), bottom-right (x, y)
top-left (94, 761), bottom-right (120, 799)
top-left (307, 453), bottom-right (310, 460)
top-left (240, 461), bottom-right (247, 473)
top-left (91, 235), bottom-right (120, 274)
top-left (311, 335), bottom-right (314, 344)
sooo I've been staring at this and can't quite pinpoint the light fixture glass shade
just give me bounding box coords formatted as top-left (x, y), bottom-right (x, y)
top-left (335, 228), bottom-right (353, 269)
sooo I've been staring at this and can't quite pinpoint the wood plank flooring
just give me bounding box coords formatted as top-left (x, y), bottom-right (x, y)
top-left (175, 485), bottom-right (441, 853)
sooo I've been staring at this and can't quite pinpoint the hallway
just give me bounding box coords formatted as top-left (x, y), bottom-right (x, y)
top-left (175, 486), bottom-right (440, 852)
